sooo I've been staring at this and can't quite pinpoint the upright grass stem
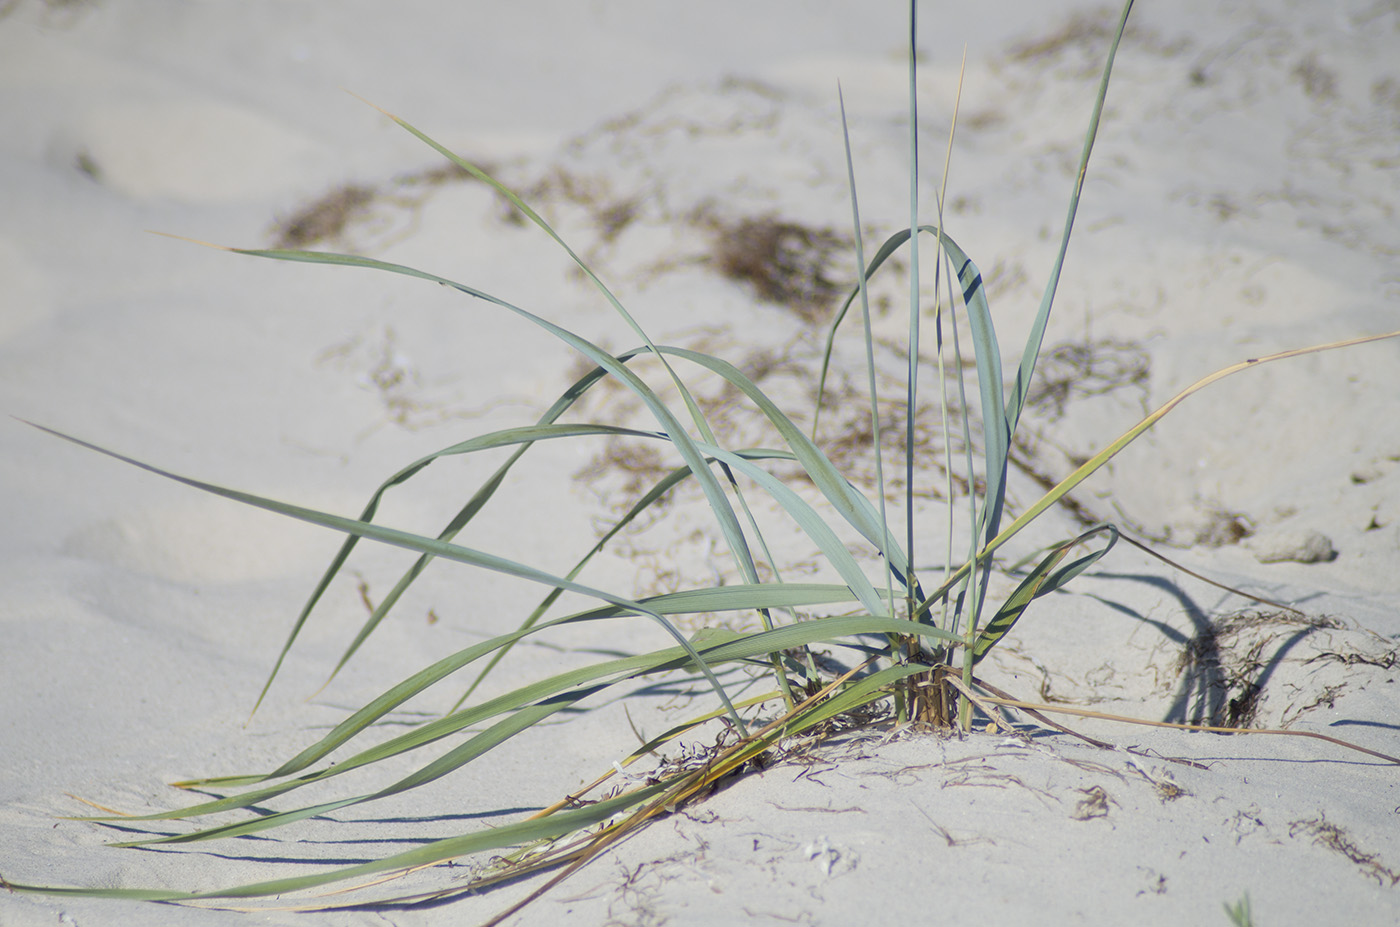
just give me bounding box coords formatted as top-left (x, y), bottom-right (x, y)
top-left (837, 87), bottom-right (901, 721)
top-left (904, 0), bottom-right (921, 633)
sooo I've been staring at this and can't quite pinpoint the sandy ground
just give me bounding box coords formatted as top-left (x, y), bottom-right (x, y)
top-left (3, 1), bottom-right (1399, 925)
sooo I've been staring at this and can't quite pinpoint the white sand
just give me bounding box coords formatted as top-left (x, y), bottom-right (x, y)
top-left (3, 1), bottom-right (1398, 924)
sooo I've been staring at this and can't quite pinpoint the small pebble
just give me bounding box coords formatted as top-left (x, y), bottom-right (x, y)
top-left (1248, 529), bottom-right (1336, 564)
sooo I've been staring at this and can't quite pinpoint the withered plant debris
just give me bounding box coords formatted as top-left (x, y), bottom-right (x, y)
top-left (1009, 10), bottom-right (1123, 62)
top-left (512, 166), bottom-right (641, 243)
top-left (1026, 338), bottom-right (1150, 420)
top-left (1307, 645), bottom-right (1400, 672)
top-left (1291, 54), bottom-right (1339, 100)
top-left (1290, 816), bottom-right (1400, 886)
top-left (1173, 610), bottom-right (1345, 729)
top-left (272, 183), bottom-right (377, 249)
top-left (1071, 785), bottom-right (1113, 820)
top-left (1005, 7), bottom-right (1187, 75)
top-left (710, 216), bottom-right (848, 322)
top-left (270, 159), bottom-right (493, 250)
top-left (573, 334), bottom-right (970, 525)
top-left (1193, 506), bottom-right (1254, 547)
top-left (1153, 779), bottom-right (1187, 801)
top-left (575, 436), bottom-right (671, 504)
top-left (399, 161), bottom-right (474, 186)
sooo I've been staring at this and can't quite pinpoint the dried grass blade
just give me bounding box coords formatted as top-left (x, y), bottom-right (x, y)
top-left (977, 694), bottom-right (1400, 765)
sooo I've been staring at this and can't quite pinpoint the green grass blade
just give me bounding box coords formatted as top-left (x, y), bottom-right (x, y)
top-left (694, 439), bottom-right (887, 616)
top-left (230, 247), bottom-right (759, 601)
top-left (354, 105), bottom-right (788, 652)
top-left (360, 100), bottom-right (700, 406)
top-left (1003, 0), bottom-right (1136, 434)
top-left (957, 235), bottom-right (1008, 615)
top-left (253, 345), bottom-right (653, 715)
top-left (816, 225), bottom-right (1000, 643)
top-left (836, 84), bottom-right (897, 638)
top-left (188, 582), bottom-right (859, 792)
top-left (904, 0), bottom-right (921, 598)
top-left (778, 662), bottom-right (929, 733)
top-left (6, 782), bottom-right (671, 903)
top-left (324, 424), bottom-right (659, 683)
top-left (454, 443), bottom-right (818, 712)
top-left (228, 246), bottom-right (774, 733)
top-left (104, 644), bottom-right (746, 832)
top-left (25, 422), bottom-right (754, 733)
top-left (452, 457), bottom-right (694, 711)
top-left (11, 660), bottom-right (941, 905)
top-left (660, 346), bottom-right (919, 595)
top-left (162, 242), bottom-right (782, 731)
top-left (971, 524), bottom-right (1117, 663)
top-left (97, 610), bottom-right (959, 839)
top-left (816, 225), bottom-right (984, 438)
top-left (111, 684), bottom-right (615, 846)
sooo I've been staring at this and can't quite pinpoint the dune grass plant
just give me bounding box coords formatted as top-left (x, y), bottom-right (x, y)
top-left (7, 0), bottom-right (1400, 921)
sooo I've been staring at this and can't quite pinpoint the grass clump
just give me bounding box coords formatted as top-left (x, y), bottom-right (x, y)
top-left (1223, 893), bottom-right (1257, 927)
top-left (6, 0), bottom-right (1400, 921)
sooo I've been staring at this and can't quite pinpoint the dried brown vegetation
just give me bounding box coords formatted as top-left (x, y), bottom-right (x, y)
top-left (1174, 610), bottom-right (1347, 728)
top-left (1291, 816), bottom-right (1400, 886)
top-left (1025, 338), bottom-right (1150, 420)
top-left (270, 160), bottom-right (488, 250)
top-left (710, 216), bottom-right (849, 322)
top-left (272, 183), bottom-right (377, 249)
